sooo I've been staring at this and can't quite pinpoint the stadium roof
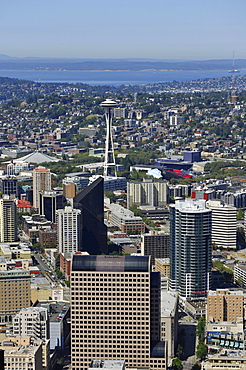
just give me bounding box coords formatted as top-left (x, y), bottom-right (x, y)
top-left (13, 151), bottom-right (59, 164)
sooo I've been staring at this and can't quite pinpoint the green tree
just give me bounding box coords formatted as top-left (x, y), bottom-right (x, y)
top-left (196, 343), bottom-right (208, 361)
top-left (196, 317), bottom-right (206, 344)
top-left (32, 242), bottom-right (44, 254)
top-left (176, 344), bottom-right (184, 359)
top-left (105, 191), bottom-right (117, 203)
top-left (172, 357), bottom-right (183, 370)
top-left (55, 268), bottom-right (65, 280)
top-left (237, 208), bottom-right (244, 220)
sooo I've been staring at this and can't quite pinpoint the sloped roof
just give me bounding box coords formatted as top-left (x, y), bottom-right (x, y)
top-left (13, 151), bottom-right (59, 164)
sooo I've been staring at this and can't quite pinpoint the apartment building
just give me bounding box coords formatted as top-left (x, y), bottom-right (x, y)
top-left (56, 206), bottom-right (82, 253)
top-left (170, 199), bottom-right (212, 300)
top-left (206, 289), bottom-right (244, 322)
top-left (33, 167), bottom-right (51, 209)
top-left (0, 197), bottom-right (18, 243)
top-left (141, 231), bottom-right (170, 267)
top-left (127, 179), bottom-right (169, 208)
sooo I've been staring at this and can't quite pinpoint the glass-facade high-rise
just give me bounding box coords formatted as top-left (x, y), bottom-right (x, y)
top-left (73, 176), bottom-right (107, 255)
top-left (170, 199), bottom-right (212, 300)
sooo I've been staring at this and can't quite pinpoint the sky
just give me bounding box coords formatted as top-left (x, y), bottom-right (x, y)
top-left (1, 0), bottom-right (246, 60)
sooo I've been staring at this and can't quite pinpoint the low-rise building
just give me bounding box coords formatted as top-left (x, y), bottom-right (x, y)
top-left (90, 175), bottom-right (127, 191)
top-left (13, 306), bottom-right (50, 340)
top-left (155, 258), bottom-right (170, 278)
top-left (202, 351), bottom-right (246, 369)
top-left (35, 301), bottom-right (70, 351)
top-left (0, 266), bottom-right (31, 324)
top-left (0, 337), bottom-right (48, 370)
top-left (206, 321), bottom-right (244, 350)
top-left (0, 242), bottom-right (31, 259)
top-left (207, 289), bottom-right (244, 322)
top-left (105, 203), bottom-right (145, 234)
top-left (160, 291), bottom-right (178, 359)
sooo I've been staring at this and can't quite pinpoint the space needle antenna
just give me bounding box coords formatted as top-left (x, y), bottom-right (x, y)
top-left (100, 99), bottom-right (117, 177)
top-left (229, 50), bottom-right (239, 103)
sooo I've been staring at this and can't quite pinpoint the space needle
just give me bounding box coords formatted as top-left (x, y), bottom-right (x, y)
top-left (100, 99), bottom-right (117, 177)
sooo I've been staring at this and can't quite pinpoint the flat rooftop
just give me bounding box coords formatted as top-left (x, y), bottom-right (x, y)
top-left (72, 255), bottom-right (150, 273)
top-left (36, 301), bottom-right (70, 323)
top-left (161, 291), bottom-right (178, 317)
top-left (89, 359), bottom-right (125, 370)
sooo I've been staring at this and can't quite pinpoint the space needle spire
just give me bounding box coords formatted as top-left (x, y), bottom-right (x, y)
top-left (100, 99), bottom-right (117, 177)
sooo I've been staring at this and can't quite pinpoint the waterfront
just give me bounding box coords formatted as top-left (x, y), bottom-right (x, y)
top-left (0, 68), bottom-right (246, 85)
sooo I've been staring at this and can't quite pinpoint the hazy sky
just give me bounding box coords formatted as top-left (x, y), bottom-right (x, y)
top-left (1, 0), bottom-right (246, 60)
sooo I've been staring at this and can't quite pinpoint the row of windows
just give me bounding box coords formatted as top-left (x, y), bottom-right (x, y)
top-left (71, 289), bottom-right (149, 294)
top-left (71, 334), bottom-right (148, 339)
top-left (71, 273), bottom-right (148, 278)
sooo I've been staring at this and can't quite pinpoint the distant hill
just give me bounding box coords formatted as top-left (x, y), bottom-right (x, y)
top-left (0, 55), bottom-right (246, 71)
top-left (0, 54), bottom-right (18, 60)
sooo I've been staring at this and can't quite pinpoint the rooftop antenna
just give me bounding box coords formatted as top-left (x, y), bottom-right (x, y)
top-left (229, 51), bottom-right (240, 103)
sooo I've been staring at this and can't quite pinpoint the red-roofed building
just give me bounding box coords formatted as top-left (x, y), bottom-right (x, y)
top-left (17, 199), bottom-right (34, 213)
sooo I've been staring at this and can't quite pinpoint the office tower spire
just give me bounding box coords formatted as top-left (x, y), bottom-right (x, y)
top-left (100, 99), bottom-right (117, 177)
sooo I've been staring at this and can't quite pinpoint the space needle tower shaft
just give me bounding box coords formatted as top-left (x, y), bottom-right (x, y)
top-left (100, 99), bottom-right (117, 177)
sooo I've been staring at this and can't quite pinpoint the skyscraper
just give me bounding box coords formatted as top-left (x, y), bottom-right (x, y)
top-left (33, 167), bottom-right (51, 209)
top-left (70, 255), bottom-right (167, 370)
top-left (39, 190), bottom-right (64, 223)
top-left (0, 197), bottom-right (18, 242)
top-left (170, 199), bottom-right (212, 300)
top-left (73, 176), bottom-right (107, 255)
top-left (56, 206), bottom-right (82, 254)
top-left (0, 176), bottom-right (18, 197)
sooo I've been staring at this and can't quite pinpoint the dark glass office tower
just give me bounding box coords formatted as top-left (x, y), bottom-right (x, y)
top-left (73, 176), bottom-right (108, 255)
top-left (39, 191), bottom-right (64, 223)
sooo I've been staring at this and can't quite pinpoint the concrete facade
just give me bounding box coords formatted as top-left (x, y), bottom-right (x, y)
top-left (70, 255), bottom-right (167, 370)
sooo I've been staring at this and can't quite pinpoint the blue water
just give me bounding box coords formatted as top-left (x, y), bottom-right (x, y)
top-left (0, 69), bottom-right (245, 86)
